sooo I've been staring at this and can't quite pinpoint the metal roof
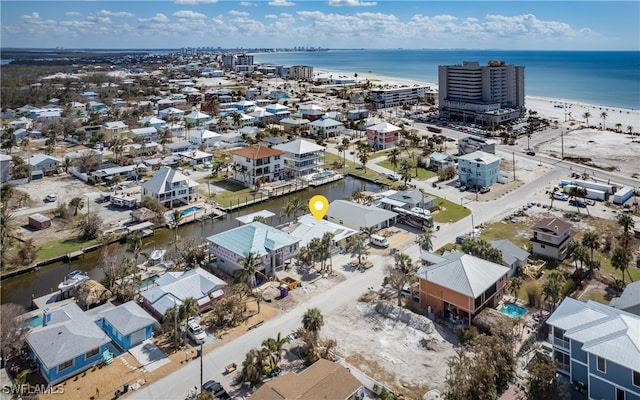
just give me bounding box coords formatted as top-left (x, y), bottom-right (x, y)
top-left (490, 239), bottom-right (529, 266)
top-left (547, 298), bottom-right (640, 372)
top-left (416, 251), bottom-right (509, 298)
top-left (325, 200), bottom-right (398, 230)
top-left (273, 138), bottom-right (325, 155)
top-left (289, 214), bottom-right (359, 247)
top-left (206, 221), bottom-right (299, 258)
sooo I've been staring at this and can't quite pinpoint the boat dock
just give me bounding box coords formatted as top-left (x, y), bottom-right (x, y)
top-left (307, 173), bottom-right (344, 187)
top-left (32, 290), bottom-right (75, 311)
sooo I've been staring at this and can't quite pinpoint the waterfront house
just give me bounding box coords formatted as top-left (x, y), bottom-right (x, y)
top-left (546, 298), bottom-right (640, 400)
top-left (140, 268), bottom-right (227, 321)
top-left (141, 166), bottom-right (199, 208)
top-left (457, 150), bottom-right (501, 189)
top-left (366, 121), bottom-right (401, 151)
top-left (289, 214), bottom-right (359, 252)
top-left (530, 217), bottom-right (573, 261)
top-left (26, 303), bottom-right (111, 385)
top-left (189, 129), bottom-right (222, 150)
top-left (96, 301), bottom-right (156, 351)
top-left (28, 154), bottom-right (60, 179)
top-left (428, 152), bottom-right (455, 171)
top-left (308, 118), bottom-right (344, 138)
top-left (381, 189), bottom-right (435, 211)
top-left (272, 138), bottom-right (325, 178)
top-left (207, 221), bottom-right (300, 283)
top-left (325, 200), bottom-right (398, 231)
top-left (490, 239), bottom-right (530, 278)
top-left (100, 121), bottom-right (129, 144)
top-left (250, 359), bottom-right (363, 400)
top-left (416, 250), bottom-right (509, 325)
top-left (230, 144), bottom-right (285, 188)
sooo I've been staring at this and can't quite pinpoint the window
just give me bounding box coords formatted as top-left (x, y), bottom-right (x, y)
top-left (597, 356), bottom-right (606, 373)
top-left (633, 370), bottom-right (640, 387)
top-left (85, 347), bottom-right (100, 360)
top-left (616, 388), bottom-right (625, 400)
top-left (58, 359), bottom-right (73, 373)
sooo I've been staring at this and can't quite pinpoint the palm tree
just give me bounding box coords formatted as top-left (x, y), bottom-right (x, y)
top-left (582, 112), bottom-right (591, 126)
top-left (1, 183), bottom-right (14, 209)
top-left (171, 209), bottom-right (182, 252)
top-left (240, 349), bottom-right (262, 384)
top-left (615, 123), bottom-right (622, 133)
top-left (617, 213), bottom-right (635, 236)
top-left (507, 277), bottom-right (523, 298)
top-left (282, 201), bottom-right (295, 223)
top-left (581, 232), bottom-right (600, 272)
top-left (290, 197), bottom-right (305, 222)
top-left (600, 111), bottom-right (608, 129)
top-left (261, 332), bottom-right (290, 369)
top-left (611, 247), bottom-right (631, 284)
top-left (126, 235), bottom-right (149, 266)
top-left (179, 296), bottom-right (199, 321)
top-left (567, 240), bottom-right (587, 272)
top-left (542, 270), bottom-right (565, 311)
top-left (568, 186), bottom-right (584, 214)
top-left (302, 308), bottom-right (324, 334)
top-left (348, 236), bottom-right (368, 267)
top-left (627, 125), bottom-right (633, 135)
top-left (357, 142), bottom-right (371, 172)
top-left (320, 232), bottom-right (334, 272)
top-left (415, 227), bottom-right (434, 251)
top-left (388, 147), bottom-right (401, 174)
top-left (62, 156), bottom-right (73, 173)
top-left (69, 196), bottom-right (85, 216)
top-left (236, 251), bottom-right (267, 288)
top-left (0, 209), bottom-right (16, 246)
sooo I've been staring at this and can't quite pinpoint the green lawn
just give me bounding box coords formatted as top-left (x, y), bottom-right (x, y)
top-left (477, 220), bottom-right (532, 249)
top-left (324, 153), bottom-right (399, 184)
top-left (37, 237), bottom-right (100, 261)
top-left (430, 196), bottom-right (471, 223)
top-left (377, 160), bottom-right (436, 180)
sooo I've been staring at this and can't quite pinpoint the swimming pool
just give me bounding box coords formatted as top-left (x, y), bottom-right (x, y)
top-left (20, 315), bottom-right (43, 329)
top-left (313, 171), bottom-right (334, 180)
top-left (499, 302), bottom-right (527, 318)
top-left (170, 206), bottom-right (202, 220)
top-left (139, 276), bottom-right (158, 290)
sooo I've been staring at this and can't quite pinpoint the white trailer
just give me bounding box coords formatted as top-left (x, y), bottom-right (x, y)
top-left (574, 179), bottom-right (617, 194)
top-left (584, 188), bottom-right (607, 201)
top-left (613, 186), bottom-right (634, 205)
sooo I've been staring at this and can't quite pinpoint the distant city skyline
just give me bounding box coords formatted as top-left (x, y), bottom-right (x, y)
top-left (1, 1), bottom-right (638, 51)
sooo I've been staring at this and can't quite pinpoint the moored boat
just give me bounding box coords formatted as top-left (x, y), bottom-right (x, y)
top-left (58, 270), bottom-right (89, 291)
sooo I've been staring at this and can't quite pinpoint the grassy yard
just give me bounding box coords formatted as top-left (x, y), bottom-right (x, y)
top-left (431, 196), bottom-right (471, 223)
top-left (324, 153), bottom-right (404, 187)
top-left (208, 177), bottom-right (260, 208)
top-left (37, 237), bottom-right (100, 261)
top-left (477, 220), bottom-right (532, 249)
top-left (377, 160), bottom-right (437, 180)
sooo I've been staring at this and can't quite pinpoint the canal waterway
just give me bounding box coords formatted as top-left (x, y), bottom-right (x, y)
top-left (1, 177), bottom-right (381, 308)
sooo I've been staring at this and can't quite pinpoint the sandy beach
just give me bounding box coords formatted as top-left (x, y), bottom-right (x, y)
top-left (314, 68), bottom-right (640, 133)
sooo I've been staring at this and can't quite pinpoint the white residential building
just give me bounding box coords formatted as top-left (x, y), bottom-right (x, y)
top-left (141, 166), bottom-right (199, 208)
top-left (189, 129), bottom-right (222, 150)
top-left (272, 138), bottom-right (325, 178)
top-left (368, 86), bottom-right (433, 109)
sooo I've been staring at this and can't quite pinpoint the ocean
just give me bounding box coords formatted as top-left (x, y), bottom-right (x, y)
top-left (252, 50), bottom-right (640, 110)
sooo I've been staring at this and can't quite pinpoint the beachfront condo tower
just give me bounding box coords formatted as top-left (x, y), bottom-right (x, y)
top-left (438, 61), bottom-right (525, 128)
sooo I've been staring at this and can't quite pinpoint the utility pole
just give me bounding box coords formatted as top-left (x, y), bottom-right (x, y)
top-left (561, 129), bottom-right (564, 160)
top-left (512, 152), bottom-right (516, 181)
top-left (200, 342), bottom-right (203, 391)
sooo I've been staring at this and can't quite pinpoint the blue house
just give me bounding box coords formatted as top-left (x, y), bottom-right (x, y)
top-left (26, 304), bottom-right (111, 385)
top-left (96, 301), bottom-right (157, 351)
top-left (546, 298), bottom-right (640, 400)
top-left (457, 150), bottom-right (501, 189)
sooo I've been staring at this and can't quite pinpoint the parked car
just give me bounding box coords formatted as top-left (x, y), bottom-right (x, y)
top-left (202, 381), bottom-right (230, 399)
top-left (479, 187), bottom-right (490, 194)
top-left (569, 199), bottom-right (587, 208)
top-left (44, 194), bottom-right (57, 203)
top-left (459, 185), bottom-right (467, 192)
top-left (387, 173), bottom-right (400, 181)
top-left (526, 150), bottom-right (536, 156)
top-left (552, 192), bottom-right (568, 201)
top-left (186, 319), bottom-right (207, 344)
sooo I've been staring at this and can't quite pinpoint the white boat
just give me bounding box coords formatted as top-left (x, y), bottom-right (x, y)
top-left (58, 270), bottom-right (89, 291)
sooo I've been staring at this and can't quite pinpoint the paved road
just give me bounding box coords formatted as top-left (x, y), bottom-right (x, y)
top-left (131, 134), bottom-right (638, 399)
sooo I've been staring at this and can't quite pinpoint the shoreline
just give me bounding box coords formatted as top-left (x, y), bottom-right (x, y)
top-left (313, 68), bottom-right (639, 131)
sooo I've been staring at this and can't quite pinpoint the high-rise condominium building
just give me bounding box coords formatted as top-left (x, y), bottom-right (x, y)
top-left (438, 61), bottom-right (525, 128)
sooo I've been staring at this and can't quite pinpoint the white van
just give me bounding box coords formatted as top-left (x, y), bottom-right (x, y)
top-left (370, 234), bottom-right (389, 248)
top-left (186, 319), bottom-right (207, 344)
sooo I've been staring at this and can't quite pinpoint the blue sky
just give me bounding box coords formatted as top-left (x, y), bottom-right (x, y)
top-left (1, 1), bottom-right (638, 50)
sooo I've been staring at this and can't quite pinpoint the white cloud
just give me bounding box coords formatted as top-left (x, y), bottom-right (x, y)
top-left (65, 12), bottom-right (82, 17)
top-left (138, 13), bottom-right (170, 24)
top-left (174, 0), bottom-right (218, 4)
top-left (96, 10), bottom-right (135, 18)
top-left (268, 0), bottom-right (295, 7)
top-left (228, 10), bottom-right (249, 17)
top-left (240, 2), bottom-right (258, 6)
top-left (173, 10), bottom-right (208, 19)
top-left (328, 0), bottom-right (377, 6)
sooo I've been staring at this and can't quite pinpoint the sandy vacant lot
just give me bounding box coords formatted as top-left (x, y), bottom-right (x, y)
top-left (323, 301), bottom-right (457, 398)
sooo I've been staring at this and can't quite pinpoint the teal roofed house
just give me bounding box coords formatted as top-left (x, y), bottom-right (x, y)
top-left (207, 221), bottom-right (300, 284)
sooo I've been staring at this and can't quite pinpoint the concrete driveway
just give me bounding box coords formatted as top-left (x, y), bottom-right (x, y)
top-left (128, 340), bottom-right (170, 372)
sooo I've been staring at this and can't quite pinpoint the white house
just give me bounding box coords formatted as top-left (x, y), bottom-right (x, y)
top-left (308, 118), bottom-right (344, 138)
top-left (177, 150), bottom-right (213, 166)
top-left (141, 166), bottom-right (200, 208)
top-left (189, 129), bottom-right (222, 150)
top-left (325, 200), bottom-right (398, 231)
top-left (272, 138), bottom-right (325, 178)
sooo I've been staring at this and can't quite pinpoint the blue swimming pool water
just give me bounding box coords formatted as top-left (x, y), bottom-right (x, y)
top-left (314, 171), bottom-right (334, 179)
top-left (499, 303), bottom-right (527, 318)
top-left (170, 206), bottom-right (202, 220)
top-left (139, 276), bottom-right (157, 290)
top-left (20, 315), bottom-right (43, 329)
